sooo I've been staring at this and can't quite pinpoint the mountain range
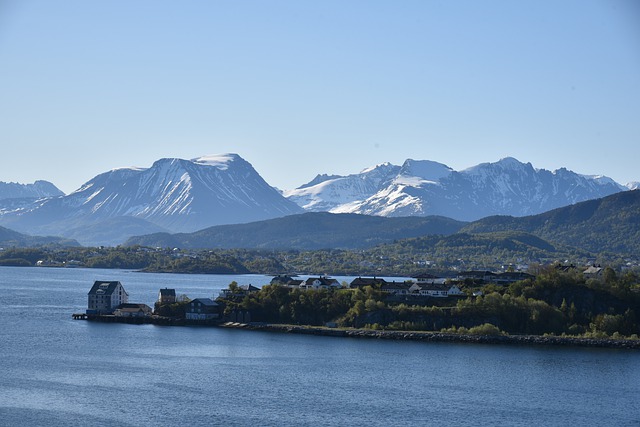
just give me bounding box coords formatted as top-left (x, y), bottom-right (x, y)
top-left (0, 153), bottom-right (635, 247)
top-left (286, 157), bottom-right (628, 221)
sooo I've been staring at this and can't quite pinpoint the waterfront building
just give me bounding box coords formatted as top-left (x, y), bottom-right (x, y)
top-left (158, 288), bottom-right (176, 305)
top-left (87, 281), bottom-right (129, 314)
top-left (114, 303), bottom-right (153, 317)
top-left (185, 298), bottom-right (220, 320)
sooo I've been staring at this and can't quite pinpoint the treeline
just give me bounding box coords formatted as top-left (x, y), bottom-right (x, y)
top-left (220, 267), bottom-right (640, 338)
top-left (0, 244), bottom-right (637, 278)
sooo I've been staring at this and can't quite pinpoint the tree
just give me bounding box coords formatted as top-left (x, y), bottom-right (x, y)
top-left (228, 281), bottom-right (239, 293)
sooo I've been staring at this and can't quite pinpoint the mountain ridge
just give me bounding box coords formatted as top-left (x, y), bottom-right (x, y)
top-left (125, 212), bottom-right (467, 250)
top-left (0, 225), bottom-right (80, 248)
top-left (0, 153), bottom-right (302, 245)
top-left (0, 180), bottom-right (64, 200)
top-left (0, 154), bottom-right (635, 247)
top-left (288, 157), bottom-right (627, 221)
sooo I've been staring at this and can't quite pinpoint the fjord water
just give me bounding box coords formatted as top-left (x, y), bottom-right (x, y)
top-left (1, 267), bottom-right (639, 426)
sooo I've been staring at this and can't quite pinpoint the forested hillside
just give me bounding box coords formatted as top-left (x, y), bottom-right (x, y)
top-left (125, 212), bottom-right (466, 250)
top-left (462, 190), bottom-right (640, 254)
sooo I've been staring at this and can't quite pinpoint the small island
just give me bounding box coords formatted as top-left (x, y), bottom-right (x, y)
top-left (74, 264), bottom-right (640, 349)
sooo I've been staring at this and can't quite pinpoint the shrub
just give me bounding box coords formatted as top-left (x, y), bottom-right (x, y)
top-left (468, 323), bottom-right (503, 336)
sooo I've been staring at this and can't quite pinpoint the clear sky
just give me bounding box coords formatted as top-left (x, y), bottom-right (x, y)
top-left (1, 0), bottom-right (639, 194)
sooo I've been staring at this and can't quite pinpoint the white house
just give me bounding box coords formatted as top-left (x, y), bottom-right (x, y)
top-left (412, 283), bottom-right (464, 298)
top-left (87, 281), bottom-right (129, 314)
top-left (301, 277), bottom-right (342, 290)
top-left (380, 282), bottom-right (412, 295)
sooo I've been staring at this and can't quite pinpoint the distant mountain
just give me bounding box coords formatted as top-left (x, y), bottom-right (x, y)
top-left (1, 155), bottom-right (633, 248)
top-left (0, 154), bottom-right (303, 244)
top-left (283, 163), bottom-right (400, 211)
top-left (0, 180), bottom-right (64, 200)
top-left (125, 212), bottom-right (467, 250)
top-left (287, 157), bottom-right (626, 221)
top-left (0, 225), bottom-right (79, 247)
top-left (64, 217), bottom-right (169, 247)
top-left (461, 189), bottom-right (640, 254)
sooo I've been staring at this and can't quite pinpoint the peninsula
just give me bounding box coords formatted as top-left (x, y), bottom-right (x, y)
top-left (74, 264), bottom-right (640, 349)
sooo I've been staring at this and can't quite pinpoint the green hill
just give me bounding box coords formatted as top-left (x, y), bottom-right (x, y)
top-left (125, 212), bottom-right (467, 250)
top-left (461, 190), bottom-right (640, 255)
top-left (372, 230), bottom-right (592, 267)
top-left (0, 225), bottom-right (80, 247)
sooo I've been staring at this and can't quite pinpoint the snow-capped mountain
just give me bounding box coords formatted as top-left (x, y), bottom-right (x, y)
top-left (0, 154), bottom-right (303, 244)
top-left (0, 154), bottom-right (631, 245)
top-left (0, 180), bottom-right (63, 200)
top-left (627, 182), bottom-right (640, 190)
top-left (287, 157), bottom-right (628, 221)
top-left (283, 162), bottom-right (400, 211)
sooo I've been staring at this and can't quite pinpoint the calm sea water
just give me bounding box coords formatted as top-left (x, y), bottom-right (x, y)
top-left (1, 266), bottom-right (639, 426)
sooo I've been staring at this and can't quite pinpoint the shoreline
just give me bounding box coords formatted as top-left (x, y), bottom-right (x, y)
top-left (74, 314), bottom-right (640, 349)
top-left (234, 323), bottom-right (640, 349)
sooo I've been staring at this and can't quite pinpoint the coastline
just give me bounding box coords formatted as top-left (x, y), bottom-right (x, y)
top-left (234, 323), bottom-right (640, 349)
top-left (74, 314), bottom-right (640, 349)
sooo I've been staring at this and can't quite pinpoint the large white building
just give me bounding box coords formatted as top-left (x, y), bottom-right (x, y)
top-left (87, 281), bottom-right (129, 314)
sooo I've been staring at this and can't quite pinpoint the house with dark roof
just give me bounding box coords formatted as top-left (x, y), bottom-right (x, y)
top-left (87, 281), bottom-right (129, 314)
top-left (270, 275), bottom-right (297, 286)
top-left (457, 271), bottom-right (497, 282)
top-left (219, 284), bottom-right (261, 299)
top-left (158, 288), bottom-right (176, 305)
top-left (413, 273), bottom-right (445, 284)
top-left (240, 284), bottom-right (261, 294)
top-left (185, 298), bottom-right (220, 320)
top-left (583, 265), bottom-right (604, 279)
top-left (494, 272), bottom-right (535, 284)
top-left (349, 277), bottom-right (388, 289)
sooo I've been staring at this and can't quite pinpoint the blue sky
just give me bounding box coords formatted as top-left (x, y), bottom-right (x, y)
top-left (1, 0), bottom-right (638, 194)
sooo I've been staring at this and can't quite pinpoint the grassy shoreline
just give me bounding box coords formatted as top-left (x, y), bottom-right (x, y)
top-left (224, 322), bottom-right (640, 349)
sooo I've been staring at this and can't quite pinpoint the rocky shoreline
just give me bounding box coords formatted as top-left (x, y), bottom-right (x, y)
top-left (74, 315), bottom-right (639, 349)
top-left (232, 323), bottom-right (640, 349)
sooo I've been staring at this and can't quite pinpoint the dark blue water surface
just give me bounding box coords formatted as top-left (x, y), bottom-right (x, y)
top-left (1, 266), bottom-right (639, 426)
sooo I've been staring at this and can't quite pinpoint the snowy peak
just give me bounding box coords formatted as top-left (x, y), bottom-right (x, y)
top-left (397, 159), bottom-right (452, 183)
top-left (191, 153), bottom-right (240, 169)
top-left (627, 182), bottom-right (640, 190)
top-left (463, 157), bottom-right (534, 176)
top-left (0, 180), bottom-right (64, 200)
top-left (285, 157), bottom-right (628, 221)
top-left (298, 174), bottom-right (343, 190)
top-left (0, 153), bottom-right (303, 243)
top-left (283, 162), bottom-right (401, 211)
top-left (579, 174), bottom-right (626, 189)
